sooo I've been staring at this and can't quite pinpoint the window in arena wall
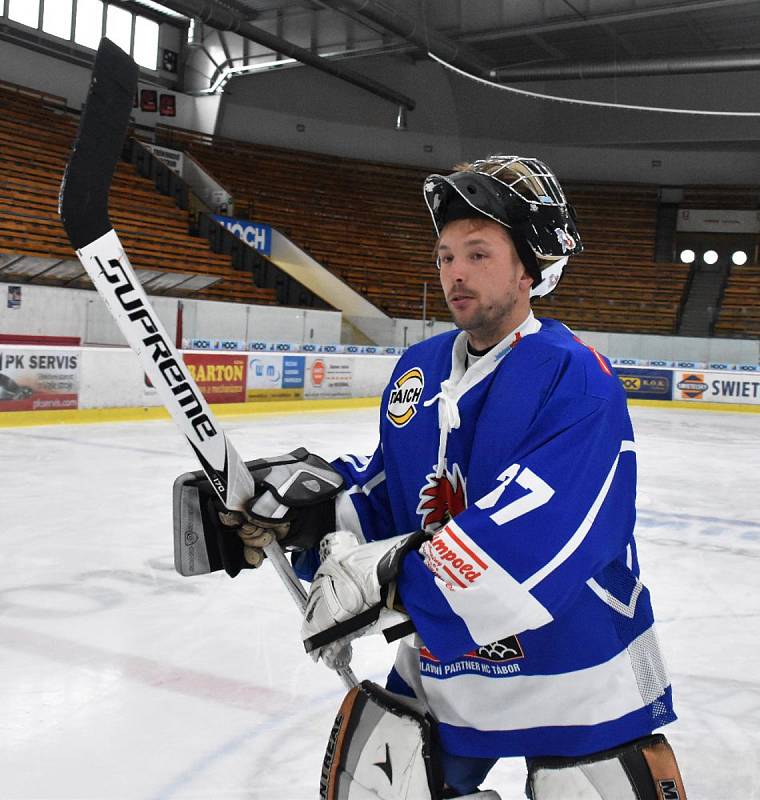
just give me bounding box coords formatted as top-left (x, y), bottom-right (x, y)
top-left (42, 0), bottom-right (73, 39)
top-left (8, 0), bottom-right (39, 28)
top-left (106, 3), bottom-right (133, 53)
top-left (74, 0), bottom-right (104, 50)
top-left (133, 15), bottom-right (159, 70)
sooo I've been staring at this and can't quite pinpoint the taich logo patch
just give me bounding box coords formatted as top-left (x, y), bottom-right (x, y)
top-left (386, 367), bottom-right (424, 427)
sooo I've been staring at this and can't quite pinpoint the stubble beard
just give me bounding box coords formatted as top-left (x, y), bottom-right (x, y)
top-left (449, 293), bottom-right (519, 346)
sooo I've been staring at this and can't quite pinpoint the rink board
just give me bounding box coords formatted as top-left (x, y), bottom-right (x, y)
top-left (0, 345), bottom-right (758, 427)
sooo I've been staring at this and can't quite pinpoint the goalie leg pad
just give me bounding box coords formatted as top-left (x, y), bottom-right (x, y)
top-left (526, 734), bottom-right (686, 800)
top-left (321, 681), bottom-right (444, 800)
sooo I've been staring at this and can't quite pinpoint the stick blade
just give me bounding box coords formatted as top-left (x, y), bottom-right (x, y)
top-left (59, 38), bottom-right (139, 250)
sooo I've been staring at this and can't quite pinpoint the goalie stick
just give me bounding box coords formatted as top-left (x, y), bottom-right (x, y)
top-left (58, 37), bottom-right (359, 690)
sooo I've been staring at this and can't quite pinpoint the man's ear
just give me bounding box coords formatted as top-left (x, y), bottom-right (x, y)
top-left (518, 264), bottom-right (534, 292)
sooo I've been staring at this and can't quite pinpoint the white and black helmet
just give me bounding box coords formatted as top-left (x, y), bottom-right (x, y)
top-left (423, 155), bottom-right (582, 298)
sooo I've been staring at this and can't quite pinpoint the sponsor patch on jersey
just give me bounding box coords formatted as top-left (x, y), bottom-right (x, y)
top-left (417, 462), bottom-right (467, 530)
top-left (472, 635), bottom-right (524, 663)
top-left (419, 641), bottom-right (524, 678)
top-left (386, 367), bottom-right (424, 428)
top-left (420, 522), bottom-right (489, 589)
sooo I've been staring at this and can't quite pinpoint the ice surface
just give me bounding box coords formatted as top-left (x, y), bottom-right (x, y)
top-left (1, 404), bottom-right (758, 798)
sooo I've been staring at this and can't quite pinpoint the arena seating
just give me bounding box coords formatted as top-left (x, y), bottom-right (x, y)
top-left (2, 78), bottom-right (756, 338)
top-left (540, 184), bottom-right (690, 335)
top-left (155, 127), bottom-right (439, 319)
top-left (679, 186), bottom-right (760, 339)
top-left (157, 126), bottom-right (691, 335)
top-left (0, 81), bottom-right (275, 306)
top-left (714, 266), bottom-right (760, 338)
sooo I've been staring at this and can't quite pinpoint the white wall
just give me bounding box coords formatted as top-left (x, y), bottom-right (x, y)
top-left (219, 56), bottom-right (463, 170)
top-left (1, 282), bottom-right (757, 363)
top-left (186, 95), bottom-right (223, 137)
top-left (576, 329), bottom-right (760, 365)
top-left (79, 347), bottom-right (152, 408)
top-left (0, 39), bottom-right (220, 135)
top-left (0, 283), bottom-right (342, 345)
top-left (182, 299), bottom-right (341, 344)
top-left (375, 315), bottom-right (456, 348)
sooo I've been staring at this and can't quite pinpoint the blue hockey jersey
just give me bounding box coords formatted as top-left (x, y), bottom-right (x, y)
top-left (330, 313), bottom-right (676, 759)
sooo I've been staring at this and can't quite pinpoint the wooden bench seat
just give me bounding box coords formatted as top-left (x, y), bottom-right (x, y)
top-left (180, 128), bottom-right (683, 331)
top-left (0, 90), bottom-right (283, 307)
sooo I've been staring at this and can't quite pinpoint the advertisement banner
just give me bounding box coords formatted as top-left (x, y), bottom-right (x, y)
top-left (183, 352), bottom-right (246, 404)
top-left (304, 356), bottom-right (354, 398)
top-left (145, 144), bottom-right (183, 175)
top-left (677, 208), bottom-right (760, 233)
top-left (246, 354), bottom-right (305, 400)
top-left (7, 285), bottom-right (21, 309)
top-left (615, 367), bottom-right (673, 401)
top-left (674, 370), bottom-right (760, 405)
top-left (212, 215), bottom-right (272, 256)
top-left (0, 350), bottom-right (79, 411)
top-left (282, 355), bottom-right (306, 393)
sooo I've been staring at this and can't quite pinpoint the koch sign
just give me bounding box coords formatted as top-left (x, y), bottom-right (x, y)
top-left (213, 215), bottom-right (272, 255)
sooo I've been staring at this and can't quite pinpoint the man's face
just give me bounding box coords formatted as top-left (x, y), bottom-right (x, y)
top-left (437, 218), bottom-right (533, 349)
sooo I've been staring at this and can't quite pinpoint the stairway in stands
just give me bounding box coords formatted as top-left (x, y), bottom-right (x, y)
top-left (678, 261), bottom-right (728, 336)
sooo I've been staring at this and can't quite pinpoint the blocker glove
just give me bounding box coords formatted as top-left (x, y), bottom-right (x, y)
top-left (301, 529), bottom-right (429, 666)
top-left (173, 448), bottom-right (345, 577)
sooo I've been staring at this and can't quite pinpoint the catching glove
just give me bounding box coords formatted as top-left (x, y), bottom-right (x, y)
top-left (173, 448), bottom-right (344, 577)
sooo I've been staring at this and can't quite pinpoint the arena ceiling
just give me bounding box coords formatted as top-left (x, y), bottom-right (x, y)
top-left (3, 0), bottom-right (760, 158)
top-left (170, 0), bottom-right (760, 97)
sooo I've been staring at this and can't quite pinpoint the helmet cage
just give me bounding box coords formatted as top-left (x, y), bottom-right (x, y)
top-left (423, 159), bottom-right (582, 263)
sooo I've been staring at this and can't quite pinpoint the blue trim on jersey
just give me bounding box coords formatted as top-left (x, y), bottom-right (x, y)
top-left (436, 687), bottom-right (677, 759)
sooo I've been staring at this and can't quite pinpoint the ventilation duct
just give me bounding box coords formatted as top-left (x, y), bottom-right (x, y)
top-left (491, 50), bottom-right (760, 82)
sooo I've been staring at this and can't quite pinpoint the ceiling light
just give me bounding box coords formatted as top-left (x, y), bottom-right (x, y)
top-left (132, 0), bottom-right (188, 19)
top-left (395, 105), bottom-right (408, 131)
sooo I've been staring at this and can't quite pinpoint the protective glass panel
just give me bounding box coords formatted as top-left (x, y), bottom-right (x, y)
top-left (106, 3), bottom-right (132, 53)
top-left (42, 0), bottom-right (73, 39)
top-left (133, 15), bottom-right (159, 69)
top-left (74, 0), bottom-right (104, 49)
top-left (8, 0), bottom-right (39, 27)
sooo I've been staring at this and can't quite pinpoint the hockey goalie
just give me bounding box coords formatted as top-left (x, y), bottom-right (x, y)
top-left (172, 156), bottom-right (688, 799)
top-left (61, 37), bottom-right (686, 800)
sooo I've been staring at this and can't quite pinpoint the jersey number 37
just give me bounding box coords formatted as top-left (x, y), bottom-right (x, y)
top-left (475, 463), bottom-right (555, 525)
